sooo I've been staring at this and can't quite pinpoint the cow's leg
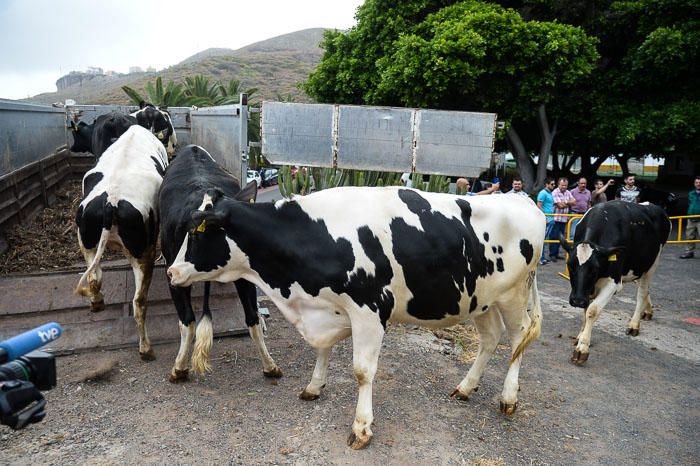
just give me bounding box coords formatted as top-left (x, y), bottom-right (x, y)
top-left (347, 314), bottom-right (384, 450)
top-left (630, 253), bottom-right (661, 330)
top-left (450, 309), bottom-right (504, 401)
top-left (168, 285), bottom-right (196, 382)
top-left (235, 279), bottom-right (282, 377)
top-left (128, 251), bottom-right (156, 361)
top-left (496, 288), bottom-right (532, 415)
top-left (573, 278), bottom-right (620, 364)
top-left (78, 244), bottom-right (105, 311)
top-left (300, 347), bottom-right (331, 401)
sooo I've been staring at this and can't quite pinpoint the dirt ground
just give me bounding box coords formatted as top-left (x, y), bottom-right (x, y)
top-left (1, 246), bottom-right (698, 465)
top-left (0, 179), bottom-right (120, 274)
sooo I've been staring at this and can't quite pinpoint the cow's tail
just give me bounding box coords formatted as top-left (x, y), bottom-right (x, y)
top-left (191, 281), bottom-right (214, 374)
top-left (512, 271), bottom-right (542, 362)
top-left (75, 203), bottom-right (114, 296)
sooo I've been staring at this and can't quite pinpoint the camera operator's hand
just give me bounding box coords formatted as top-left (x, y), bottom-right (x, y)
top-left (0, 380), bottom-right (46, 430)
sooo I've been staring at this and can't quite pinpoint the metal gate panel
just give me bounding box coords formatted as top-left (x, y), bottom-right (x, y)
top-left (414, 109), bottom-right (496, 178)
top-left (337, 106), bottom-right (414, 172)
top-left (0, 101), bottom-right (66, 176)
top-left (190, 105), bottom-right (244, 184)
top-left (261, 102), bottom-right (496, 177)
top-left (261, 102), bottom-right (334, 168)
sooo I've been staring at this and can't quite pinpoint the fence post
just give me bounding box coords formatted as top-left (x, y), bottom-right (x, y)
top-left (239, 93), bottom-right (248, 185)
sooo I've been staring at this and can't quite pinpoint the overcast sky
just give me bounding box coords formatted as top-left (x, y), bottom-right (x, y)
top-left (0, 0), bottom-right (364, 100)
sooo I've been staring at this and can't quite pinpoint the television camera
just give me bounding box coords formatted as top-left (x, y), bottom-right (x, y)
top-left (0, 322), bottom-right (62, 430)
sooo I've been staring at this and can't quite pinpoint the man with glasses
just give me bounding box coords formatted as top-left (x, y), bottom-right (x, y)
top-left (536, 177), bottom-right (556, 265)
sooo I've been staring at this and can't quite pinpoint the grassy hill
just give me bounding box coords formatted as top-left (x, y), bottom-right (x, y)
top-left (28, 28), bottom-right (328, 105)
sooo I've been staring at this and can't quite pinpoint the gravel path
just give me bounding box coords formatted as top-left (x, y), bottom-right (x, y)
top-left (1, 249), bottom-right (698, 465)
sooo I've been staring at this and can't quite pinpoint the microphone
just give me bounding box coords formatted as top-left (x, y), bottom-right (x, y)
top-left (0, 323), bottom-right (63, 364)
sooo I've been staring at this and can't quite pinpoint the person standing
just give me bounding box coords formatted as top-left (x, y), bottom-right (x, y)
top-left (506, 176), bottom-right (530, 198)
top-left (569, 177), bottom-right (592, 238)
top-left (456, 177), bottom-right (500, 195)
top-left (536, 177), bottom-right (556, 265)
top-left (550, 177), bottom-right (576, 261)
top-left (616, 174), bottom-right (642, 203)
top-left (592, 178), bottom-right (615, 205)
top-left (680, 175), bottom-right (700, 259)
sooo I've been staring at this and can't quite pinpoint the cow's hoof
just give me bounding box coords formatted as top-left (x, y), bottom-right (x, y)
top-left (449, 386), bottom-right (477, 401)
top-left (139, 349), bottom-right (156, 361)
top-left (626, 327), bottom-right (640, 336)
top-left (642, 312), bottom-right (653, 321)
top-left (347, 430), bottom-right (372, 450)
top-left (263, 367), bottom-right (283, 378)
top-left (499, 400), bottom-right (518, 416)
top-left (169, 369), bottom-right (189, 383)
top-left (571, 350), bottom-right (589, 365)
top-left (90, 300), bottom-right (105, 312)
top-left (299, 389), bottom-right (320, 401)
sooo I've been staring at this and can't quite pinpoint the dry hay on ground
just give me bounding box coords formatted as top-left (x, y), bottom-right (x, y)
top-left (0, 179), bottom-right (119, 275)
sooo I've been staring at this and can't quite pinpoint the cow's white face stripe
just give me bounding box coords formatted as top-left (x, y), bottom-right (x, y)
top-left (198, 193), bottom-right (214, 211)
top-left (576, 243), bottom-right (594, 265)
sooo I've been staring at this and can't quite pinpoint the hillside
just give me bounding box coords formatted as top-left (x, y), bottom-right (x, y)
top-left (28, 28), bottom-right (328, 105)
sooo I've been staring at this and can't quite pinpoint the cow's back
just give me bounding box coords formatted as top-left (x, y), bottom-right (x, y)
top-left (291, 187), bottom-right (544, 325)
top-left (159, 145), bottom-right (241, 263)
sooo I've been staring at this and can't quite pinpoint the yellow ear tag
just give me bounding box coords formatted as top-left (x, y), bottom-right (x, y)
top-left (157, 131), bottom-right (164, 139)
top-left (250, 198), bottom-right (255, 204)
top-left (608, 254), bottom-right (617, 262)
top-left (195, 220), bottom-right (206, 233)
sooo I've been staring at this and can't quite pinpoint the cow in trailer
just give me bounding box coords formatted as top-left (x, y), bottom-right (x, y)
top-left (560, 200), bottom-right (671, 364)
top-left (159, 145), bottom-right (282, 382)
top-left (131, 102), bottom-right (177, 157)
top-left (74, 125), bottom-right (168, 360)
top-left (167, 188), bottom-right (544, 449)
top-left (69, 112), bottom-right (138, 158)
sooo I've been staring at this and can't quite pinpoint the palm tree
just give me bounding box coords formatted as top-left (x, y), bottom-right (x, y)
top-left (122, 77), bottom-right (187, 107)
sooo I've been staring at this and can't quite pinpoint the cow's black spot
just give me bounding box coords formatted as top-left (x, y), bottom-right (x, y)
top-left (519, 239), bottom-right (534, 265)
top-left (151, 156), bottom-right (166, 177)
top-left (345, 226), bottom-right (395, 327)
top-left (77, 192), bottom-right (108, 250)
top-left (497, 245), bottom-right (503, 254)
top-left (469, 296), bottom-right (478, 313)
top-left (487, 259), bottom-right (494, 275)
top-left (482, 305), bottom-right (488, 311)
top-left (483, 232), bottom-right (489, 242)
top-left (491, 246), bottom-right (497, 253)
top-left (83, 172), bottom-right (103, 196)
top-left (390, 190), bottom-right (491, 320)
top-left (115, 200), bottom-right (151, 259)
top-left (496, 258), bottom-right (504, 272)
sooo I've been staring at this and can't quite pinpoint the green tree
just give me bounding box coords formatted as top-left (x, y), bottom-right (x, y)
top-left (305, 0), bottom-right (599, 192)
top-left (122, 77), bottom-right (187, 107)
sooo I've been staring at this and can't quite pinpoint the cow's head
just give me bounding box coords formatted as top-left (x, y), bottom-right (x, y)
top-left (133, 102), bottom-right (177, 156)
top-left (69, 120), bottom-right (95, 154)
top-left (561, 237), bottom-right (624, 308)
top-left (167, 181), bottom-right (258, 287)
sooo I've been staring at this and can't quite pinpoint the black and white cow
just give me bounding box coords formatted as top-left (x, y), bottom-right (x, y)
top-left (69, 112), bottom-right (138, 158)
top-left (167, 188), bottom-right (544, 449)
top-left (159, 144), bottom-right (282, 382)
top-left (560, 200), bottom-right (671, 364)
top-left (74, 125), bottom-right (168, 360)
top-left (131, 102), bottom-right (177, 157)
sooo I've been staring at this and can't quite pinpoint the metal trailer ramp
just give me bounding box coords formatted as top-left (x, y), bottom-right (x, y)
top-left (261, 101), bottom-right (497, 177)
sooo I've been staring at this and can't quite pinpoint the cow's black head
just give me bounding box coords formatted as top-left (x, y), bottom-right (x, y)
top-left (133, 102), bottom-right (176, 153)
top-left (69, 120), bottom-right (95, 153)
top-left (561, 238), bottom-right (624, 309)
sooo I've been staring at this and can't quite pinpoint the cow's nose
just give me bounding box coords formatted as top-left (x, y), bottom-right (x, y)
top-left (570, 296), bottom-right (588, 308)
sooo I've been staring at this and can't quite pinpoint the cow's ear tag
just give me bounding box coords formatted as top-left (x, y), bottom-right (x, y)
top-left (249, 198), bottom-right (255, 204)
top-left (157, 131), bottom-right (165, 139)
top-left (608, 254), bottom-right (617, 262)
top-left (195, 220), bottom-right (206, 233)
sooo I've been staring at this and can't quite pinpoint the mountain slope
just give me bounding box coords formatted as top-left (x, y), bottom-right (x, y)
top-left (28, 28), bottom-right (328, 105)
